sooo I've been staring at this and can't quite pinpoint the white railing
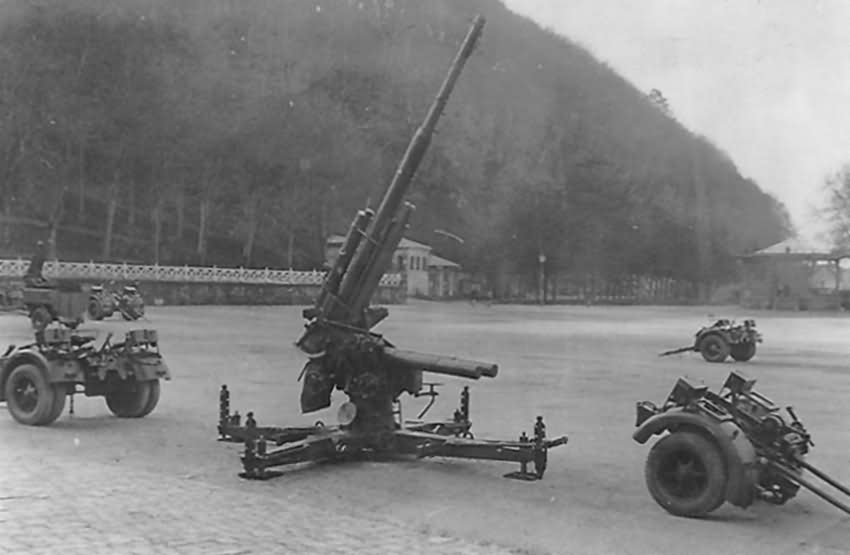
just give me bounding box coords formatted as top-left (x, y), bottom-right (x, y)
top-left (0, 259), bottom-right (402, 287)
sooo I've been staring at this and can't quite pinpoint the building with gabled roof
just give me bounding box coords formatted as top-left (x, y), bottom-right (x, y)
top-left (324, 235), bottom-right (462, 299)
top-left (737, 237), bottom-right (850, 310)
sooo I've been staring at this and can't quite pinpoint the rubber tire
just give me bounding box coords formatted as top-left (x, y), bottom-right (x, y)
top-left (137, 380), bottom-right (160, 417)
top-left (645, 431), bottom-right (728, 518)
top-left (30, 306), bottom-right (52, 332)
top-left (45, 384), bottom-right (67, 425)
top-left (4, 364), bottom-right (56, 426)
top-left (730, 342), bottom-right (756, 362)
top-left (88, 299), bottom-right (102, 321)
top-left (699, 334), bottom-right (730, 363)
top-left (105, 382), bottom-right (152, 418)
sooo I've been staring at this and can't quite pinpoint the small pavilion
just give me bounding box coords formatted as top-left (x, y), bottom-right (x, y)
top-left (737, 238), bottom-right (850, 310)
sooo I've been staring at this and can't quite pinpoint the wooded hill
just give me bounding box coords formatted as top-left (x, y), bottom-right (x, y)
top-left (0, 0), bottom-right (791, 286)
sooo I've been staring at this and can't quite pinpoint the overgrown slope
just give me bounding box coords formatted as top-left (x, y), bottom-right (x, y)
top-left (0, 0), bottom-right (791, 285)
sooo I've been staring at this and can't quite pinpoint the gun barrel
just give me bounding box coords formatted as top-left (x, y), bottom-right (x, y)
top-left (348, 203), bottom-right (414, 319)
top-left (384, 346), bottom-right (498, 380)
top-left (329, 16), bottom-right (485, 325)
top-left (368, 15), bottom-right (485, 242)
top-left (318, 209), bottom-right (373, 314)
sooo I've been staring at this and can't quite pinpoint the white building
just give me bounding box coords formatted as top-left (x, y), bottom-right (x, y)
top-left (325, 235), bottom-right (461, 298)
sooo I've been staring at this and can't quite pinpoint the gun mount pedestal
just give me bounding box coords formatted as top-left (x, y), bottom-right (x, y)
top-left (219, 383), bottom-right (567, 481)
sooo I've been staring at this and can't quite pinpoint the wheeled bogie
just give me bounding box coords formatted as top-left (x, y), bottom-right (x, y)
top-left (0, 327), bottom-right (170, 426)
top-left (89, 283), bottom-right (145, 321)
top-left (634, 371), bottom-right (850, 517)
top-left (659, 318), bottom-right (762, 363)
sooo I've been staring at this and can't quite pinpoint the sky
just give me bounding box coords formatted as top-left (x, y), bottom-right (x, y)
top-left (502, 0), bottom-right (850, 244)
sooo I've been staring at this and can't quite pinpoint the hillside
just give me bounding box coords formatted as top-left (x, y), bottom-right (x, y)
top-left (0, 0), bottom-right (791, 284)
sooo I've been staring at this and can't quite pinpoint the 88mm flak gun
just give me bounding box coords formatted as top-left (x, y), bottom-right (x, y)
top-left (217, 15), bottom-right (567, 481)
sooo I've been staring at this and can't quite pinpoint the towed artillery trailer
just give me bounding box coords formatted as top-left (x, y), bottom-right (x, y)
top-left (89, 283), bottom-right (145, 321)
top-left (22, 286), bottom-right (88, 332)
top-left (633, 370), bottom-right (850, 518)
top-left (216, 15), bottom-right (568, 481)
top-left (659, 319), bottom-right (762, 363)
top-left (1, 327), bottom-right (170, 426)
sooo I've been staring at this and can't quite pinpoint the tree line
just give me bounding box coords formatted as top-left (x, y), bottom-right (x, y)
top-left (0, 0), bottom-right (791, 289)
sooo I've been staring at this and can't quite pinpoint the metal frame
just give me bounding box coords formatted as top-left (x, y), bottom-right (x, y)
top-left (217, 384), bottom-right (567, 481)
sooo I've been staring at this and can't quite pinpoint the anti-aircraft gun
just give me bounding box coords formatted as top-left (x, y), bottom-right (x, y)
top-left (218, 15), bottom-right (567, 480)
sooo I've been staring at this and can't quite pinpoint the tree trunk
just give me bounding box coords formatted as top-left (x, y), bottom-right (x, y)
top-left (46, 187), bottom-right (65, 260)
top-left (287, 231), bottom-right (294, 269)
top-left (102, 181), bottom-right (119, 259)
top-left (174, 186), bottom-right (185, 240)
top-left (152, 201), bottom-right (162, 265)
top-left (197, 196), bottom-right (209, 264)
top-left (242, 191), bottom-right (259, 266)
top-left (127, 179), bottom-right (136, 231)
top-left (77, 142), bottom-right (86, 221)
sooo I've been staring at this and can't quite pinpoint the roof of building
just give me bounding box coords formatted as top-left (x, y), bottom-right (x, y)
top-left (326, 235), bottom-right (432, 251)
top-left (747, 237), bottom-right (834, 258)
top-left (428, 254), bottom-right (460, 268)
top-left (397, 237), bottom-right (431, 250)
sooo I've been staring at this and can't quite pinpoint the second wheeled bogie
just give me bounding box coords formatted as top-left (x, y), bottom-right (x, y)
top-left (0, 327), bottom-right (171, 426)
top-left (89, 283), bottom-right (145, 321)
top-left (634, 370), bottom-right (850, 518)
top-left (660, 319), bottom-right (762, 362)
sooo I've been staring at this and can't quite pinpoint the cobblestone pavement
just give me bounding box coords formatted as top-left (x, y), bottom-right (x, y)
top-left (0, 447), bottom-right (523, 555)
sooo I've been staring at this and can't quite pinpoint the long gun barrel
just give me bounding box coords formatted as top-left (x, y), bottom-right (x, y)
top-left (317, 15), bottom-right (486, 328)
top-left (384, 347), bottom-right (499, 380)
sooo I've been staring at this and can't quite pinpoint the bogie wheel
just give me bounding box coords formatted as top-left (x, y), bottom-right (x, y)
top-left (730, 342), bottom-right (756, 362)
top-left (4, 363), bottom-right (57, 425)
top-left (645, 431), bottom-right (728, 517)
top-left (46, 384), bottom-right (67, 424)
top-left (88, 300), bottom-right (102, 321)
top-left (698, 334), bottom-right (730, 363)
top-left (137, 380), bottom-right (160, 417)
top-left (30, 306), bottom-right (52, 332)
top-left (105, 382), bottom-right (153, 418)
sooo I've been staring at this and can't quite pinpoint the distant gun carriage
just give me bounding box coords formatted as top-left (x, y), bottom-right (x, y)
top-left (21, 286), bottom-right (88, 332)
top-left (1, 327), bottom-right (170, 426)
top-left (659, 319), bottom-right (762, 363)
top-left (19, 240), bottom-right (88, 331)
top-left (89, 283), bottom-right (145, 321)
top-left (217, 15), bottom-right (568, 481)
top-left (633, 371), bottom-right (850, 518)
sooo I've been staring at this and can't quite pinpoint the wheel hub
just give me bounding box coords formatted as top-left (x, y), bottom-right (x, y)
top-left (659, 451), bottom-right (708, 499)
top-left (13, 378), bottom-right (38, 413)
